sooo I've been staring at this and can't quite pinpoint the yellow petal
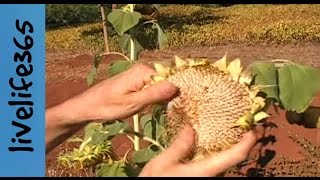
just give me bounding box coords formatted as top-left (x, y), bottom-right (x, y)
top-left (154, 63), bottom-right (171, 77)
top-left (235, 112), bottom-right (254, 129)
top-left (187, 58), bottom-right (208, 67)
top-left (188, 59), bottom-right (196, 66)
top-left (239, 71), bottom-right (253, 85)
top-left (239, 75), bottom-right (253, 85)
top-left (174, 55), bottom-right (187, 68)
top-left (248, 85), bottom-right (262, 99)
top-left (254, 96), bottom-right (266, 105)
top-left (197, 59), bottom-right (209, 66)
top-left (214, 53), bottom-right (228, 72)
top-left (227, 58), bottom-right (243, 81)
top-left (251, 96), bottom-right (266, 113)
top-left (253, 111), bottom-right (270, 123)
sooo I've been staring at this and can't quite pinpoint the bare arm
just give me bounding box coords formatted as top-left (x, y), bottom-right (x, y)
top-left (45, 64), bottom-right (178, 154)
top-left (45, 95), bottom-right (91, 153)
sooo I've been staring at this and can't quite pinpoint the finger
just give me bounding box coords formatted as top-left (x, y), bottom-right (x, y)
top-left (119, 64), bottom-right (157, 92)
top-left (184, 131), bottom-right (257, 176)
top-left (131, 80), bottom-right (179, 108)
top-left (131, 63), bottom-right (157, 85)
top-left (155, 126), bottom-right (195, 165)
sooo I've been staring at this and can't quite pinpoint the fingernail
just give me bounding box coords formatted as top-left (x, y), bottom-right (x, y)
top-left (165, 81), bottom-right (179, 93)
top-left (160, 81), bottom-right (180, 99)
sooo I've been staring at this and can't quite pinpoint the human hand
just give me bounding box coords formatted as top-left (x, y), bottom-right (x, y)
top-left (68, 63), bottom-right (179, 123)
top-left (139, 126), bottom-right (257, 177)
top-left (45, 63), bottom-right (179, 153)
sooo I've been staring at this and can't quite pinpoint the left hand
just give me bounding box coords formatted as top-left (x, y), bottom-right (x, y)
top-left (139, 126), bottom-right (257, 177)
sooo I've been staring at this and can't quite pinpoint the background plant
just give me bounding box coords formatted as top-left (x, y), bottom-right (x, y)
top-left (58, 4), bottom-right (169, 176)
top-left (55, 4), bottom-right (320, 177)
top-left (46, 4), bottom-right (320, 52)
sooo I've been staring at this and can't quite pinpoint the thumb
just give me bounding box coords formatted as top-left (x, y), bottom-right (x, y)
top-left (156, 126), bottom-right (196, 165)
top-left (132, 81), bottom-right (179, 108)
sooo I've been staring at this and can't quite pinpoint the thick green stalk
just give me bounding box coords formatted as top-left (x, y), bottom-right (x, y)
top-left (128, 4), bottom-right (140, 151)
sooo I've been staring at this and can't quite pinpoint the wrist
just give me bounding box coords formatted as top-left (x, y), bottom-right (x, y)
top-left (57, 95), bottom-right (94, 124)
top-left (45, 98), bottom-right (91, 153)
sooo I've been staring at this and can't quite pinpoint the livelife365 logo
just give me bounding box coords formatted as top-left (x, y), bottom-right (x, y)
top-left (0, 4), bottom-right (45, 177)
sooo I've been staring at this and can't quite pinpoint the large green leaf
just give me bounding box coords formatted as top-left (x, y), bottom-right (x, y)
top-left (96, 161), bottom-right (140, 177)
top-left (96, 162), bottom-right (128, 177)
top-left (140, 113), bottom-right (165, 141)
top-left (140, 114), bottom-right (152, 129)
top-left (86, 54), bottom-right (102, 87)
top-left (132, 146), bottom-right (160, 165)
top-left (108, 9), bottom-right (142, 36)
top-left (123, 164), bottom-right (141, 177)
top-left (86, 67), bottom-right (97, 87)
top-left (93, 53), bottom-right (102, 68)
top-left (278, 63), bottom-right (320, 113)
top-left (107, 60), bottom-right (131, 78)
top-left (102, 121), bottom-right (130, 138)
top-left (118, 34), bottom-right (144, 60)
top-left (91, 132), bottom-right (110, 145)
top-left (250, 62), bottom-right (279, 102)
top-left (151, 23), bottom-right (167, 50)
top-left (152, 104), bottom-right (166, 126)
top-left (140, 114), bottom-right (154, 139)
top-left (84, 123), bottom-right (103, 141)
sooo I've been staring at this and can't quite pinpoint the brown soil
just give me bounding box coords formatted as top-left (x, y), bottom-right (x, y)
top-left (45, 43), bottom-right (320, 177)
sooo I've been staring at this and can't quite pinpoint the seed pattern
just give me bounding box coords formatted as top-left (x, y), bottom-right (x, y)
top-left (166, 64), bottom-right (252, 159)
top-left (150, 56), bottom-right (268, 161)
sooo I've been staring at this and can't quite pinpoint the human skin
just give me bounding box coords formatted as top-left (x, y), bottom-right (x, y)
top-left (45, 63), bottom-right (257, 177)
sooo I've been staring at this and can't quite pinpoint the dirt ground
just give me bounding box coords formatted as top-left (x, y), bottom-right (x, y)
top-left (45, 43), bottom-right (320, 177)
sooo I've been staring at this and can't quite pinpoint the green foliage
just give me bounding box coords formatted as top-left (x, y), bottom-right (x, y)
top-left (140, 105), bottom-right (166, 142)
top-left (107, 60), bottom-right (132, 78)
top-left (152, 23), bottom-right (167, 50)
top-left (107, 9), bottom-right (142, 36)
top-left (83, 123), bottom-right (104, 142)
top-left (101, 121), bottom-right (131, 137)
top-left (87, 54), bottom-right (102, 86)
top-left (57, 142), bottom-right (112, 169)
top-left (87, 68), bottom-right (98, 87)
top-left (87, 55), bottom-right (132, 87)
top-left (46, 4), bottom-right (105, 29)
top-left (47, 4), bottom-right (320, 52)
top-left (278, 63), bottom-right (320, 113)
top-left (132, 145), bottom-right (161, 167)
top-left (160, 4), bottom-right (320, 48)
top-left (58, 4), bottom-right (168, 177)
top-left (107, 5), bottom-right (167, 59)
top-left (250, 60), bottom-right (320, 113)
top-left (96, 160), bottom-right (140, 177)
top-left (118, 34), bottom-right (144, 60)
top-left (96, 161), bottom-right (128, 177)
top-left (250, 63), bottom-right (279, 103)
top-left (46, 23), bottom-right (121, 52)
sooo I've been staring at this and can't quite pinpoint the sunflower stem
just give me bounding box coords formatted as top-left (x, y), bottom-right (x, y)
top-left (142, 136), bottom-right (165, 151)
top-left (128, 4), bottom-right (140, 151)
top-left (133, 114), bottom-right (140, 151)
